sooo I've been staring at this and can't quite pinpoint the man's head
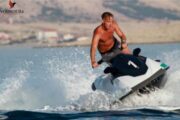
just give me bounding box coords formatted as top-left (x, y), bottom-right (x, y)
top-left (101, 12), bottom-right (114, 30)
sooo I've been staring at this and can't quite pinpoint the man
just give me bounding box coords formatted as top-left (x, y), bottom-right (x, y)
top-left (90, 12), bottom-right (131, 68)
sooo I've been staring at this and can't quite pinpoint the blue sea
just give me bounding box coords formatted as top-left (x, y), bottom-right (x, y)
top-left (0, 43), bottom-right (180, 120)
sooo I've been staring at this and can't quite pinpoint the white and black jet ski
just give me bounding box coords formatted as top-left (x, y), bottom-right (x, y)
top-left (92, 48), bottom-right (169, 100)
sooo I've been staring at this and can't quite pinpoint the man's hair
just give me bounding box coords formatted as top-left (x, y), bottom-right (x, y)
top-left (101, 12), bottom-right (113, 19)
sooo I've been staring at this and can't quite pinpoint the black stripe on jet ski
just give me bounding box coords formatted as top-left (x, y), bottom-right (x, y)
top-left (132, 69), bottom-right (166, 91)
top-left (119, 69), bottom-right (166, 101)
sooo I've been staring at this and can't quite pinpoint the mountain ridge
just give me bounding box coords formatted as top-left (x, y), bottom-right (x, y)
top-left (0, 0), bottom-right (180, 23)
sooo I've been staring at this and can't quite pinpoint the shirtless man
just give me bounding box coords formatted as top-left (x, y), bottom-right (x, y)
top-left (90, 12), bottom-right (131, 68)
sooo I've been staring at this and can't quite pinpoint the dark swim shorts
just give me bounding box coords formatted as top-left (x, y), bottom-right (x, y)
top-left (100, 37), bottom-right (121, 63)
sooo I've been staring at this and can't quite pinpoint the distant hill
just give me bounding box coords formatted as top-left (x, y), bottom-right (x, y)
top-left (0, 0), bottom-right (180, 22)
top-left (104, 0), bottom-right (180, 20)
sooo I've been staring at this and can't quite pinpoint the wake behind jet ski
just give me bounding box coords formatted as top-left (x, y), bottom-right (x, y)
top-left (92, 48), bottom-right (169, 100)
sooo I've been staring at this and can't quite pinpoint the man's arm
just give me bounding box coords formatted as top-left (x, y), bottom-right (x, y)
top-left (90, 30), bottom-right (100, 68)
top-left (114, 21), bottom-right (127, 42)
top-left (114, 21), bottom-right (131, 54)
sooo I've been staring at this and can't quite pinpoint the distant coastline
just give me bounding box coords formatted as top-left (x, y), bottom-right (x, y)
top-left (0, 20), bottom-right (180, 48)
top-left (33, 40), bottom-right (180, 48)
top-left (0, 39), bottom-right (179, 49)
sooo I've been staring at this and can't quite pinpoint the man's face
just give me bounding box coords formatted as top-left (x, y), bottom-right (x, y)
top-left (102, 16), bottom-right (113, 30)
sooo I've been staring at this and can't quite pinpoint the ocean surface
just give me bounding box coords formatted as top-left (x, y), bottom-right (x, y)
top-left (0, 43), bottom-right (180, 120)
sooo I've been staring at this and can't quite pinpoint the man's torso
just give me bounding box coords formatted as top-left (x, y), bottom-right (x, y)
top-left (96, 25), bottom-right (116, 53)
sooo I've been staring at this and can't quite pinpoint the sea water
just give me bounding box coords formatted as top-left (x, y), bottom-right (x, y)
top-left (0, 43), bottom-right (180, 120)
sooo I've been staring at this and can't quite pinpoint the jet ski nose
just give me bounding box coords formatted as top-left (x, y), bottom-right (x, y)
top-left (91, 83), bottom-right (96, 91)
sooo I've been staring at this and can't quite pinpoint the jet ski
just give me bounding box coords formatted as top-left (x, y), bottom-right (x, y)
top-left (91, 48), bottom-right (169, 100)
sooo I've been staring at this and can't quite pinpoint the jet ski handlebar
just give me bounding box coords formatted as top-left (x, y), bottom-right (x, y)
top-left (97, 59), bottom-right (103, 64)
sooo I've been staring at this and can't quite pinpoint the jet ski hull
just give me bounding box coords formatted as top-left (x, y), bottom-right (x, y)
top-left (92, 57), bottom-right (169, 100)
top-left (120, 68), bottom-right (168, 100)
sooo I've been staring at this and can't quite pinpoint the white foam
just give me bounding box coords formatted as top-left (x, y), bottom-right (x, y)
top-left (45, 49), bottom-right (180, 112)
top-left (0, 48), bottom-right (180, 112)
top-left (0, 70), bottom-right (29, 109)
